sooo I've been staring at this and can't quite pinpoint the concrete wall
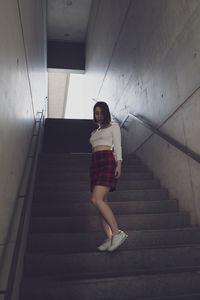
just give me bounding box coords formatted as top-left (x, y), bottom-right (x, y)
top-left (0, 0), bottom-right (47, 294)
top-left (85, 0), bottom-right (200, 224)
top-left (48, 72), bottom-right (70, 118)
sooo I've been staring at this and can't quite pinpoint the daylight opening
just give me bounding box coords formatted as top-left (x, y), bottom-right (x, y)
top-left (65, 73), bottom-right (94, 119)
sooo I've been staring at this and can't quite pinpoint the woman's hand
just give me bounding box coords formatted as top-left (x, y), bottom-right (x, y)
top-left (115, 160), bottom-right (122, 179)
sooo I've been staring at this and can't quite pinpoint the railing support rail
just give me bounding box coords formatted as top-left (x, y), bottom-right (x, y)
top-left (120, 112), bottom-right (200, 164)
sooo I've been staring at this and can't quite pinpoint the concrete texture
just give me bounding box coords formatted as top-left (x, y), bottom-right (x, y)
top-left (24, 245), bottom-right (200, 277)
top-left (31, 199), bottom-right (178, 217)
top-left (137, 88), bottom-right (200, 224)
top-left (18, 0), bottom-right (48, 114)
top-left (85, 0), bottom-right (200, 224)
top-left (0, 0), bottom-right (47, 294)
top-left (47, 0), bottom-right (92, 42)
top-left (0, 243), bottom-right (15, 291)
top-left (34, 188), bottom-right (169, 202)
top-left (84, 0), bottom-right (131, 102)
top-left (27, 227), bottom-right (200, 253)
top-left (20, 272), bottom-right (200, 299)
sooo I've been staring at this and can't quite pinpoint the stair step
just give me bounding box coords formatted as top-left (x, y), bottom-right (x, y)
top-left (38, 153), bottom-right (139, 165)
top-left (33, 188), bottom-right (169, 202)
top-left (37, 166), bottom-right (149, 174)
top-left (36, 171), bottom-right (154, 181)
top-left (31, 200), bottom-right (178, 217)
top-left (20, 271), bottom-right (200, 299)
top-left (35, 179), bottom-right (160, 191)
top-left (39, 153), bottom-right (93, 159)
top-left (137, 293), bottom-right (200, 300)
top-left (29, 212), bottom-right (190, 233)
top-left (38, 158), bottom-right (142, 166)
top-left (27, 227), bottom-right (200, 253)
top-left (37, 158), bottom-right (143, 168)
top-left (38, 153), bottom-right (138, 160)
top-left (39, 152), bottom-right (138, 158)
top-left (21, 152), bottom-right (197, 300)
top-left (24, 245), bottom-right (200, 278)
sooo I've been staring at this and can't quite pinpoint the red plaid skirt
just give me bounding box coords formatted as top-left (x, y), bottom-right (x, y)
top-left (89, 150), bottom-right (117, 192)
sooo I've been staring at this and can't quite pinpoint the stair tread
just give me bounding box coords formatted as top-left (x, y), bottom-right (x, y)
top-left (31, 211), bottom-right (189, 218)
top-left (25, 243), bottom-right (200, 256)
top-left (26, 226), bottom-right (200, 254)
top-left (135, 292), bottom-right (200, 300)
top-left (36, 179), bottom-right (158, 183)
top-left (29, 226), bottom-right (200, 236)
top-left (32, 199), bottom-right (177, 206)
top-left (34, 188), bottom-right (168, 196)
top-left (21, 269), bottom-right (200, 285)
top-left (31, 199), bottom-right (178, 216)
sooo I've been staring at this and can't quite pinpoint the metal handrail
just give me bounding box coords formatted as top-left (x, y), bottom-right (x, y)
top-left (120, 112), bottom-right (200, 164)
top-left (0, 104), bottom-right (46, 299)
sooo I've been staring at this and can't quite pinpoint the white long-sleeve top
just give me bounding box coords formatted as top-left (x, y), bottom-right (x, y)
top-left (89, 122), bottom-right (122, 161)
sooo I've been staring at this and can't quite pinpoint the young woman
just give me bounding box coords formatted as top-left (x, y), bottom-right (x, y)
top-left (89, 101), bottom-right (128, 251)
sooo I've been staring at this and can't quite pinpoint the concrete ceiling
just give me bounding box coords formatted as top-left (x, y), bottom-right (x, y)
top-left (47, 0), bottom-right (92, 42)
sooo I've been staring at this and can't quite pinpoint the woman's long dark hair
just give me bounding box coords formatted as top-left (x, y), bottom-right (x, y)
top-left (93, 101), bottom-right (111, 125)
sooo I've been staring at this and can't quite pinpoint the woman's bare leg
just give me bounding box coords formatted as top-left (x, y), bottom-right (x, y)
top-left (91, 185), bottom-right (119, 235)
top-left (99, 195), bottom-right (112, 239)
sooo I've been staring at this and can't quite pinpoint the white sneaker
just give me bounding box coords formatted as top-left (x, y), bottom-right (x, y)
top-left (108, 230), bottom-right (128, 252)
top-left (97, 238), bottom-right (112, 251)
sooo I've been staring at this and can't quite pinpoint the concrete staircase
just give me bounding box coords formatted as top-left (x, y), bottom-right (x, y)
top-left (20, 153), bottom-right (200, 299)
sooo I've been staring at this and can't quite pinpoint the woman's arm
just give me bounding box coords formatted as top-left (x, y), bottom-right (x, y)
top-left (115, 160), bottom-right (122, 178)
top-left (112, 123), bottom-right (123, 178)
top-left (112, 123), bottom-right (123, 161)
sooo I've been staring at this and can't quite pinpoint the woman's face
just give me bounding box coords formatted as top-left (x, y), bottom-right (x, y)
top-left (94, 106), bottom-right (103, 124)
